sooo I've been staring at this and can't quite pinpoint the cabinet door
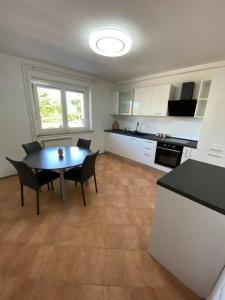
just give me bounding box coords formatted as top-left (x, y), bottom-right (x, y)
top-left (104, 133), bottom-right (111, 152)
top-left (181, 147), bottom-right (192, 164)
top-left (133, 87), bottom-right (153, 115)
top-left (111, 92), bottom-right (119, 115)
top-left (150, 85), bottom-right (172, 116)
top-left (198, 70), bottom-right (225, 154)
top-left (126, 136), bottom-right (141, 161)
top-left (118, 91), bottom-right (133, 115)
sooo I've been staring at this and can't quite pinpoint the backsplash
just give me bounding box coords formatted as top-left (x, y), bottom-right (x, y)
top-left (113, 116), bottom-right (203, 141)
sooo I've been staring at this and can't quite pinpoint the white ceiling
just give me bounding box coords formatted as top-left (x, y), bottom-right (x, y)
top-left (0, 0), bottom-right (225, 82)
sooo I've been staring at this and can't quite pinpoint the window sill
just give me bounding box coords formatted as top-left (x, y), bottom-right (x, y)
top-left (37, 130), bottom-right (94, 138)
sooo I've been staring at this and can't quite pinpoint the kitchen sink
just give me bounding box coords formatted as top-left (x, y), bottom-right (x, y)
top-left (132, 131), bottom-right (148, 137)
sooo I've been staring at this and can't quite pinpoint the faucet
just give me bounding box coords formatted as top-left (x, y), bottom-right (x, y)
top-left (135, 121), bottom-right (139, 132)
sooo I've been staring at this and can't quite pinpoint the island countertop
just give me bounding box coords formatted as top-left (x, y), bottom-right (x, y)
top-left (157, 159), bottom-right (225, 215)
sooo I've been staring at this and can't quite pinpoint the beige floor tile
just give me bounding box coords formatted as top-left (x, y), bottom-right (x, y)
top-left (0, 276), bottom-right (37, 300)
top-left (41, 246), bottom-right (81, 282)
top-left (109, 249), bottom-right (145, 287)
top-left (71, 284), bottom-right (108, 300)
top-left (0, 244), bottom-right (25, 276)
top-left (8, 244), bottom-right (53, 279)
top-left (57, 224), bottom-right (84, 246)
top-left (83, 224), bottom-right (109, 248)
top-left (77, 248), bottom-right (109, 285)
top-left (107, 225), bottom-right (150, 250)
top-left (109, 286), bottom-right (155, 300)
top-left (32, 280), bottom-right (75, 300)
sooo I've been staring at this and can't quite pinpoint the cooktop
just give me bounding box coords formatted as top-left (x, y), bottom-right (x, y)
top-left (165, 138), bottom-right (189, 144)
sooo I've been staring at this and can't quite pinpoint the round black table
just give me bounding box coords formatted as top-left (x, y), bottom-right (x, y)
top-left (23, 146), bottom-right (91, 200)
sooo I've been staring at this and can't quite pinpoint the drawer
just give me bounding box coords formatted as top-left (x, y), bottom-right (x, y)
top-left (142, 140), bottom-right (157, 150)
top-left (143, 146), bottom-right (155, 153)
top-left (142, 152), bottom-right (155, 166)
top-left (191, 149), bottom-right (225, 167)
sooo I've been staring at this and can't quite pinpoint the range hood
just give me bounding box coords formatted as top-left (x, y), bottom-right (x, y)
top-left (168, 82), bottom-right (197, 117)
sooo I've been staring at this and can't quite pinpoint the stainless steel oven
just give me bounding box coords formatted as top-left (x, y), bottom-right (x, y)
top-left (154, 141), bottom-right (183, 168)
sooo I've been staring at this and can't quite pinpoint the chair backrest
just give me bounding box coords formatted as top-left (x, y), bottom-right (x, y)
top-left (6, 157), bottom-right (38, 190)
top-left (22, 141), bottom-right (42, 155)
top-left (81, 151), bottom-right (99, 182)
top-left (77, 138), bottom-right (91, 150)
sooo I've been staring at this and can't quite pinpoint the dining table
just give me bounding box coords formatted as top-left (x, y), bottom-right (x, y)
top-left (23, 146), bottom-right (91, 200)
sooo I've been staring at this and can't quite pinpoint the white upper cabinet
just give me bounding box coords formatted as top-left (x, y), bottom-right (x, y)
top-left (150, 84), bottom-right (174, 116)
top-left (133, 84), bottom-right (174, 116)
top-left (110, 91), bottom-right (119, 115)
top-left (198, 70), bottom-right (225, 154)
top-left (133, 87), bottom-right (153, 115)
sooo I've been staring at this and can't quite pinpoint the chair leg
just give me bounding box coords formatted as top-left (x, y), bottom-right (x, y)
top-left (36, 190), bottom-right (40, 215)
top-left (80, 182), bottom-right (86, 206)
top-left (50, 181), bottom-right (54, 191)
top-left (20, 184), bottom-right (24, 207)
top-left (47, 183), bottom-right (50, 191)
top-left (94, 172), bottom-right (98, 193)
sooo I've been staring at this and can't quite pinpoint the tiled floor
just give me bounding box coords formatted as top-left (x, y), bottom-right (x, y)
top-left (0, 154), bottom-right (200, 299)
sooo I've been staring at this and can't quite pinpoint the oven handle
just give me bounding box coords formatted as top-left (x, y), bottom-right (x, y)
top-left (157, 146), bottom-right (182, 154)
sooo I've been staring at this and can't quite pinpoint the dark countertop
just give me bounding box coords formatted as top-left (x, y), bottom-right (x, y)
top-left (157, 159), bottom-right (225, 215)
top-left (104, 129), bottom-right (198, 149)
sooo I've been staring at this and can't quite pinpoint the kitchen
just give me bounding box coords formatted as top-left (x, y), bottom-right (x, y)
top-left (104, 69), bottom-right (225, 299)
top-left (1, 1), bottom-right (225, 299)
top-left (104, 70), bottom-right (224, 171)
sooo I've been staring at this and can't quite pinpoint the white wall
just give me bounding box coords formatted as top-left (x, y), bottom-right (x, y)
top-left (114, 65), bottom-right (225, 140)
top-left (0, 52), bottom-right (113, 177)
top-left (115, 116), bottom-right (202, 140)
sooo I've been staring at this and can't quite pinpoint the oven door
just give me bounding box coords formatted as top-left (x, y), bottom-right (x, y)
top-left (155, 146), bottom-right (182, 168)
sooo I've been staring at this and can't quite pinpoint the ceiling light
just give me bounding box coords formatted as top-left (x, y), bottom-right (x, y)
top-left (89, 27), bottom-right (132, 57)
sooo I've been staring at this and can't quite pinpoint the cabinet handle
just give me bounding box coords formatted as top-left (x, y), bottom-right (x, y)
top-left (209, 148), bottom-right (223, 153)
top-left (208, 153), bottom-right (222, 158)
top-left (154, 113), bottom-right (162, 115)
top-left (144, 147), bottom-right (152, 150)
top-left (144, 153), bottom-right (151, 157)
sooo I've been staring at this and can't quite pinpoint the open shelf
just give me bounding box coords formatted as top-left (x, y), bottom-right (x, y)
top-left (195, 99), bottom-right (207, 118)
top-left (198, 79), bottom-right (211, 100)
top-left (195, 79), bottom-right (211, 118)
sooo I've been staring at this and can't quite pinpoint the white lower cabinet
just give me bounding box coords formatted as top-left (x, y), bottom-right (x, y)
top-left (140, 140), bottom-right (157, 166)
top-left (181, 147), bottom-right (192, 164)
top-left (104, 132), bottom-right (159, 168)
top-left (191, 149), bottom-right (225, 168)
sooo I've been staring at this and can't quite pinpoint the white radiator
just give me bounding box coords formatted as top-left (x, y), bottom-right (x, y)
top-left (40, 137), bottom-right (72, 148)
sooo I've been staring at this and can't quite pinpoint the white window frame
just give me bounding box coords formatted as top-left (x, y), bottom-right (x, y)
top-left (32, 79), bottom-right (90, 135)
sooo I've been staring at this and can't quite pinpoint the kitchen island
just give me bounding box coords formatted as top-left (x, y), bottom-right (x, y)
top-left (149, 159), bottom-right (225, 299)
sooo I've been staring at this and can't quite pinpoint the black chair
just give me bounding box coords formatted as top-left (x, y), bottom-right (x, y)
top-left (6, 157), bottom-right (59, 215)
top-left (77, 138), bottom-right (91, 150)
top-left (22, 141), bottom-right (53, 191)
top-left (22, 141), bottom-right (42, 154)
top-left (64, 151), bottom-right (99, 206)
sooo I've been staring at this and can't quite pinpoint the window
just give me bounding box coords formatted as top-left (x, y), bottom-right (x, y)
top-left (33, 80), bottom-right (90, 134)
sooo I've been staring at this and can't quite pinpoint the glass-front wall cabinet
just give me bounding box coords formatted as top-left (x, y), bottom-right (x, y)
top-left (118, 90), bottom-right (133, 115)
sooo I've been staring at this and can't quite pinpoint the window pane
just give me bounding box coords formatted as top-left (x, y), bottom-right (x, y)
top-left (66, 90), bottom-right (85, 128)
top-left (37, 86), bottom-right (63, 129)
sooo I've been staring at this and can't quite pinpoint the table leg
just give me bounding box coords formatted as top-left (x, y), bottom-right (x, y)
top-left (59, 169), bottom-right (65, 200)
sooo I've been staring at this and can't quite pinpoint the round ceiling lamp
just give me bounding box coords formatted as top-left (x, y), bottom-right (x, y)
top-left (89, 27), bottom-right (132, 57)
